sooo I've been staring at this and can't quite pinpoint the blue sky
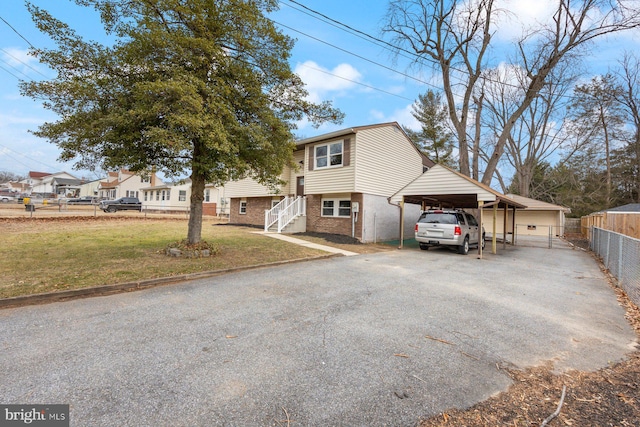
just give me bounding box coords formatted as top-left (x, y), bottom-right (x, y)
top-left (0, 0), bottom-right (637, 181)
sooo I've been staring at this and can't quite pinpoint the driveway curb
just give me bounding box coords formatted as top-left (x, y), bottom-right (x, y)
top-left (0, 253), bottom-right (340, 310)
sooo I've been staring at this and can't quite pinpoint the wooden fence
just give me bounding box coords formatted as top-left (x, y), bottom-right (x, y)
top-left (581, 212), bottom-right (640, 239)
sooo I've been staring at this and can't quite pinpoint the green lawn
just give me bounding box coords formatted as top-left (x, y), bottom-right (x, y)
top-left (0, 218), bottom-right (327, 298)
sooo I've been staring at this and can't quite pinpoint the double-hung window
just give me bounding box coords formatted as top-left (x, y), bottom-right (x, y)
top-left (321, 199), bottom-right (351, 217)
top-left (315, 141), bottom-right (343, 169)
top-left (179, 190), bottom-right (186, 202)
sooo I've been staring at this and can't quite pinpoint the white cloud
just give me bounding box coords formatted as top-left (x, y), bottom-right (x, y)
top-left (493, 0), bottom-right (557, 41)
top-left (294, 60), bottom-right (362, 103)
top-left (369, 103), bottom-right (419, 130)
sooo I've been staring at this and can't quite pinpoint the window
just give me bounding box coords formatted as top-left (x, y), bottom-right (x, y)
top-left (166, 190), bottom-right (170, 201)
top-left (205, 189), bottom-right (210, 202)
top-left (315, 141), bottom-right (343, 169)
top-left (141, 176), bottom-right (150, 183)
top-left (156, 191), bottom-right (160, 201)
top-left (321, 199), bottom-right (351, 217)
top-left (179, 190), bottom-right (187, 202)
top-left (161, 190), bottom-right (166, 201)
top-left (239, 200), bottom-right (247, 214)
top-left (144, 192), bottom-right (148, 201)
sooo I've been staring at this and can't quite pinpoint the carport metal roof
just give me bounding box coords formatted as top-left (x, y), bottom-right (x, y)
top-left (389, 164), bottom-right (527, 256)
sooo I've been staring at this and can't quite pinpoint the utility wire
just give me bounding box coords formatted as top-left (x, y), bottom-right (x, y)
top-left (0, 47), bottom-right (48, 78)
top-left (299, 61), bottom-right (414, 101)
top-left (0, 64), bottom-right (24, 81)
top-left (0, 14), bottom-right (35, 48)
top-left (0, 143), bottom-right (60, 171)
top-left (273, 19), bottom-right (441, 92)
top-left (278, 0), bottom-right (590, 102)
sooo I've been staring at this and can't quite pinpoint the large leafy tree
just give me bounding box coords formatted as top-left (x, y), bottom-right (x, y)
top-left (21, 0), bottom-right (342, 243)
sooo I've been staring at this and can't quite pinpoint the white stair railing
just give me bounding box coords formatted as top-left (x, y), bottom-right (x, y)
top-left (264, 196), bottom-right (306, 233)
top-left (264, 196), bottom-right (290, 232)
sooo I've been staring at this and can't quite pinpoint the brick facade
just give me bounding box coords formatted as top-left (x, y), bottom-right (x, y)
top-left (229, 193), bottom-right (365, 240)
top-left (305, 193), bottom-right (363, 240)
top-left (229, 197), bottom-right (275, 226)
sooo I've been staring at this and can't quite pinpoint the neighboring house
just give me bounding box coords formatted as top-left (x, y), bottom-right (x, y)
top-left (0, 181), bottom-right (28, 193)
top-left (97, 169), bottom-right (161, 200)
top-left (224, 122), bottom-right (434, 242)
top-left (582, 203), bottom-right (640, 239)
top-left (77, 178), bottom-right (102, 198)
top-left (23, 171), bottom-right (82, 197)
top-left (141, 180), bottom-right (191, 212)
top-left (140, 180), bottom-right (226, 216)
top-left (482, 193), bottom-right (570, 237)
top-left (20, 171), bottom-right (50, 195)
top-left (204, 184), bottom-right (228, 217)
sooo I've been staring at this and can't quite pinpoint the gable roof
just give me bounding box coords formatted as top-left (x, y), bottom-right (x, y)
top-left (389, 164), bottom-right (527, 209)
top-left (29, 171), bottom-right (50, 179)
top-left (504, 194), bottom-right (570, 212)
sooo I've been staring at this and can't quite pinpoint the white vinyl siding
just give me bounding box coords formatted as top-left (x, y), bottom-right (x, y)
top-left (389, 164), bottom-right (497, 205)
top-left (354, 126), bottom-right (424, 197)
top-left (223, 165), bottom-right (293, 198)
top-left (288, 149), bottom-right (305, 187)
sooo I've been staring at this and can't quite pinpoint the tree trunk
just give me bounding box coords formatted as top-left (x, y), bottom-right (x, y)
top-left (187, 169), bottom-right (205, 244)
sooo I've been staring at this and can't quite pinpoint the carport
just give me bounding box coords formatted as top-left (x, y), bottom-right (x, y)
top-left (389, 165), bottom-right (527, 257)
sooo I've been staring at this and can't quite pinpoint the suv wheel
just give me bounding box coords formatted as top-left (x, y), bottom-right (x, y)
top-left (107, 206), bottom-right (117, 213)
top-left (481, 234), bottom-right (486, 250)
top-left (458, 236), bottom-right (469, 255)
top-left (419, 243), bottom-right (429, 251)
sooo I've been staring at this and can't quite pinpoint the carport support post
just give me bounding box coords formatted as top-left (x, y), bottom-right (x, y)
top-left (398, 199), bottom-right (405, 249)
top-left (477, 200), bottom-right (483, 259)
top-left (492, 203), bottom-right (497, 254)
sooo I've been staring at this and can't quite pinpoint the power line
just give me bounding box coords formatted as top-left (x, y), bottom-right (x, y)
top-left (0, 64), bottom-right (23, 81)
top-left (298, 62), bottom-right (414, 101)
top-left (277, 0), bottom-right (591, 103)
top-left (0, 14), bottom-right (35, 48)
top-left (272, 19), bottom-right (441, 92)
top-left (0, 47), bottom-right (48, 78)
top-left (0, 143), bottom-right (60, 171)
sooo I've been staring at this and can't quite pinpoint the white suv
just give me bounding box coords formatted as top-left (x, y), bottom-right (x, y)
top-left (415, 209), bottom-right (485, 255)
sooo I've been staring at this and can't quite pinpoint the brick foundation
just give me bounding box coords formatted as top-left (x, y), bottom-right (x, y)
top-left (306, 193), bottom-right (363, 240)
top-left (229, 197), bottom-right (278, 226)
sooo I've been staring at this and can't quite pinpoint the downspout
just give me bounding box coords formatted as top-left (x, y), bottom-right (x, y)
top-left (387, 195), bottom-right (404, 249)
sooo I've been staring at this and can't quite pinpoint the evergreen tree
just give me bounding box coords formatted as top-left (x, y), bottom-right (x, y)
top-left (407, 90), bottom-right (456, 167)
top-left (21, 0), bottom-right (343, 243)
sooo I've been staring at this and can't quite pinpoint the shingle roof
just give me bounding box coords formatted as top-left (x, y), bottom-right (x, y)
top-left (605, 203), bottom-right (640, 212)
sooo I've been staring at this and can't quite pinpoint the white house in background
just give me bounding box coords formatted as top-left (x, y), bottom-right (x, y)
top-left (24, 171), bottom-right (82, 197)
top-left (140, 180), bottom-right (227, 216)
top-left (483, 193), bottom-right (570, 237)
top-left (224, 122), bottom-right (434, 242)
top-left (97, 169), bottom-right (162, 200)
top-left (141, 180), bottom-right (191, 212)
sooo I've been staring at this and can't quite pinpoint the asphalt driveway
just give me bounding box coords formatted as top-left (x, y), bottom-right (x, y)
top-left (1, 240), bottom-right (636, 426)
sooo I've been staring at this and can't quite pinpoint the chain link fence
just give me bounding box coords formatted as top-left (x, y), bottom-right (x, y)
top-left (590, 227), bottom-right (640, 307)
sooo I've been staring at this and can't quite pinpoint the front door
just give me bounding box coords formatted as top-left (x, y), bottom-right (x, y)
top-left (296, 176), bottom-right (304, 197)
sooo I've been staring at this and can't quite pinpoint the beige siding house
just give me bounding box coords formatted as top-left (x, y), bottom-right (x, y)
top-left (224, 122), bottom-right (433, 242)
top-left (484, 194), bottom-right (570, 237)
